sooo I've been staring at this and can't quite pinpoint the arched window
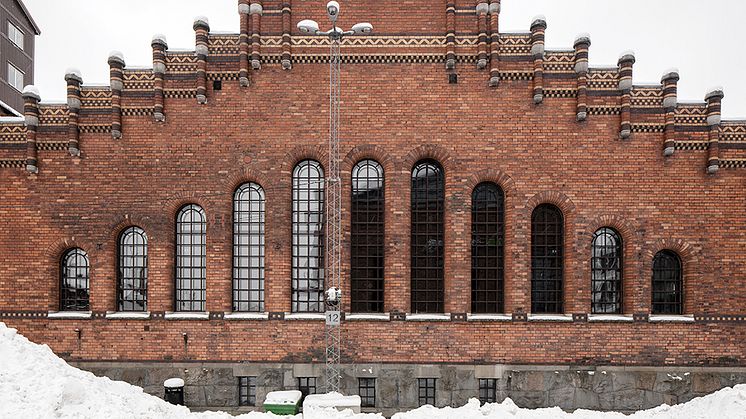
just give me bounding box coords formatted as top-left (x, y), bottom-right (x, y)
top-left (411, 160), bottom-right (444, 313)
top-left (652, 250), bottom-right (683, 315)
top-left (351, 159), bottom-right (385, 313)
top-left (471, 182), bottom-right (505, 313)
top-left (118, 227), bottom-right (148, 311)
top-left (292, 160), bottom-right (325, 313)
top-left (60, 248), bottom-right (90, 311)
top-left (591, 228), bottom-right (623, 314)
top-left (175, 204), bottom-right (206, 312)
top-left (531, 204), bottom-right (563, 314)
top-left (233, 183), bottom-right (265, 312)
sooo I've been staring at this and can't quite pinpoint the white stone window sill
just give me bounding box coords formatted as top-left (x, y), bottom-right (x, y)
top-left (106, 312), bottom-right (150, 319)
top-left (224, 312), bottom-right (269, 320)
top-left (649, 315), bottom-right (695, 323)
top-left (164, 312), bottom-right (209, 320)
top-left (588, 314), bottom-right (634, 323)
top-left (345, 313), bottom-right (390, 321)
top-left (285, 313), bottom-right (325, 321)
top-left (47, 311), bottom-right (92, 319)
top-left (528, 314), bottom-right (574, 322)
top-left (406, 313), bottom-right (451, 322)
top-left (467, 314), bottom-right (512, 322)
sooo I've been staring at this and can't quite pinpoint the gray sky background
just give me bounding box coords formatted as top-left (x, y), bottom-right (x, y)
top-left (25, 0), bottom-right (746, 118)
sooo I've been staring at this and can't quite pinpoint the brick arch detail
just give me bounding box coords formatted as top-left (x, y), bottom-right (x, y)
top-left (221, 167), bottom-right (274, 196)
top-left (463, 169), bottom-right (517, 198)
top-left (642, 237), bottom-right (701, 314)
top-left (400, 144), bottom-right (455, 174)
top-left (162, 193), bottom-right (211, 222)
top-left (341, 144), bottom-right (395, 177)
top-left (280, 144), bottom-right (328, 175)
top-left (525, 190), bottom-right (577, 215)
top-left (584, 214), bottom-right (638, 247)
top-left (105, 214), bottom-right (157, 245)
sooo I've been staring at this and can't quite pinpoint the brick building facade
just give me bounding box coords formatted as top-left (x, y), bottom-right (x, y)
top-left (1, 0), bottom-right (746, 414)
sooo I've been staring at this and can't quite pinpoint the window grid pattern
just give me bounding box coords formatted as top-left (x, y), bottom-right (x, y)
top-left (591, 228), bottom-right (623, 314)
top-left (117, 227), bottom-right (148, 312)
top-left (351, 160), bottom-right (385, 313)
top-left (233, 183), bottom-right (265, 312)
top-left (652, 250), bottom-right (683, 315)
top-left (479, 379), bottom-right (498, 404)
top-left (411, 160), bottom-right (445, 313)
top-left (358, 378), bottom-right (376, 408)
top-left (298, 377), bottom-right (317, 403)
top-left (60, 248), bottom-right (90, 311)
top-left (238, 376), bottom-right (256, 406)
top-left (8, 22), bottom-right (23, 50)
top-left (292, 160), bottom-right (325, 313)
top-left (531, 204), bottom-right (564, 314)
top-left (175, 204), bottom-right (207, 312)
top-left (418, 378), bottom-right (436, 406)
top-left (471, 182), bottom-right (505, 313)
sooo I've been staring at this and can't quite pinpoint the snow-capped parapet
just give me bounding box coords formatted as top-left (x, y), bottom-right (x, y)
top-left (151, 33), bottom-right (167, 47)
top-left (238, 3), bottom-right (250, 15)
top-left (21, 85), bottom-right (40, 101)
top-left (531, 14), bottom-right (547, 28)
top-left (193, 15), bottom-right (210, 30)
top-left (108, 50), bottom-right (125, 66)
top-left (662, 67), bottom-right (680, 82)
top-left (574, 32), bottom-right (591, 47)
top-left (706, 86), bottom-right (725, 101)
top-left (64, 67), bottom-right (83, 83)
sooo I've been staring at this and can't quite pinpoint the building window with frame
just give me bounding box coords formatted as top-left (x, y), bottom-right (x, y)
top-left (591, 227), bottom-right (623, 314)
top-left (233, 182), bottom-right (265, 312)
top-left (7, 62), bottom-right (24, 92)
top-left (60, 248), bottom-right (90, 311)
top-left (351, 159), bottom-right (385, 313)
top-left (652, 250), bottom-right (683, 315)
top-left (117, 226), bottom-right (148, 312)
top-left (418, 378), bottom-right (436, 406)
top-left (358, 378), bottom-right (376, 408)
top-left (175, 204), bottom-right (207, 312)
top-left (531, 204), bottom-right (564, 314)
top-left (7, 21), bottom-right (23, 50)
top-left (292, 160), bottom-right (325, 313)
top-left (478, 378), bottom-right (497, 404)
top-left (471, 182), bottom-right (505, 313)
top-left (411, 160), bottom-right (445, 313)
top-left (297, 377), bottom-right (317, 403)
top-left (238, 376), bottom-right (257, 406)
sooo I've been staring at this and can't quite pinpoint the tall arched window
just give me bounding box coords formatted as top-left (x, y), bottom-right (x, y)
top-left (351, 160), bottom-right (385, 313)
top-left (292, 160), bottom-right (325, 313)
top-left (411, 160), bottom-right (444, 313)
top-left (175, 204), bottom-right (207, 312)
top-left (233, 183), bottom-right (265, 312)
top-left (531, 204), bottom-right (564, 314)
top-left (652, 250), bottom-right (683, 315)
top-left (60, 248), bottom-right (90, 311)
top-left (118, 227), bottom-right (148, 312)
top-left (591, 228), bottom-right (623, 314)
top-left (471, 182), bottom-right (505, 313)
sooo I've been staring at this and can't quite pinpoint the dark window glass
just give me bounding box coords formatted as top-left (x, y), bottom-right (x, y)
top-left (233, 183), bottom-right (265, 312)
top-left (411, 160), bottom-right (444, 313)
top-left (531, 204), bottom-right (564, 314)
top-left (591, 228), bottom-right (623, 314)
top-left (418, 378), bottom-right (436, 406)
top-left (298, 377), bottom-right (317, 404)
top-left (60, 248), bottom-right (90, 311)
top-left (351, 160), bottom-right (385, 313)
top-left (175, 204), bottom-right (207, 312)
top-left (238, 376), bottom-right (256, 406)
top-left (471, 182), bottom-right (505, 313)
top-left (117, 227), bottom-right (148, 312)
top-left (652, 250), bottom-right (683, 315)
top-left (358, 378), bottom-right (376, 408)
top-left (292, 160), bottom-right (325, 313)
top-left (478, 378), bottom-right (497, 404)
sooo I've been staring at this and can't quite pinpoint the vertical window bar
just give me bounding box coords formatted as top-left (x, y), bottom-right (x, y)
top-left (60, 248), bottom-right (90, 311)
top-left (238, 376), bottom-right (257, 406)
top-left (292, 160), bottom-right (325, 313)
top-left (478, 378), bottom-right (497, 404)
top-left (175, 204), bottom-right (206, 312)
top-left (117, 227), bottom-right (148, 312)
top-left (531, 204), bottom-right (564, 314)
top-left (591, 228), bottom-right (623, 314)
top-left (417, 378), bottom-right (436, 406)
top-left (233, 183), bottom-right (265, 312)
top-left (471, 182), bottom-right (505, 313)
top-left (358, 378), bottom-right (376, 408)
top-left (652, 250), bottom-right (683, 315)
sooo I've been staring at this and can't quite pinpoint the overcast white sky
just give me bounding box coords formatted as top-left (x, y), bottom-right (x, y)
top-left (24, 0), bottom-right (746, 117)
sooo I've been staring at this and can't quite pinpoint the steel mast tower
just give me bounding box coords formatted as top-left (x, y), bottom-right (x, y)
top-left (297, 2), bottom-right (373, 393)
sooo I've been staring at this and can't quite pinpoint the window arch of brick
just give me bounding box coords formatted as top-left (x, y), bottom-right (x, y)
top-left (292, 160), bottom-right (325, 313)
top-left (591, 227), bottom-right (623, 314)
top-left (471, 182), bottom-right (505, 313)
top-left (233, 182), bottom-right (265, 312)
top-left (117, 226), bottom-right (148, 312)
top-left (652, 250), bottom-right (683, 315)
top-left (175, 204), bottom-right (207, 312)
top-left (351, 159), bottom-right (385, 313)
top-left (531, 204), bottom-right (564, 314)
top-left (60, 248), bottom-right (90, 311)
top-left (411, 159), bottom-right (445, 313)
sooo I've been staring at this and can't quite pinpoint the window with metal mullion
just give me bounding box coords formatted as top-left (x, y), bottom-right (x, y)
top-left (471, 183), bottom-right (505, 314)
top-left (652, 250), bottom-right (683, 315)
top-left (60, 248), bottom-right (90, 311)
top-left (233, 183), bottom-right (265, 312)
top-left (591, 228), bottom-right (623, 314)
top-left (478, 378), bottom-right (498, 404)
top-left (292, 160), bottom-right (325, 313)
top-left (358, 378), bottom-right (376, 407)
top-left (531, 204), bottom-right (564, 314)
top-left (175, 205), bottom-right (206, 312)
top-left (238, 376), bottom-right (256, 406)
top-left (418, 378), bottom-right (436, 406)
top-left (118, 227), bottom-right (148, 312)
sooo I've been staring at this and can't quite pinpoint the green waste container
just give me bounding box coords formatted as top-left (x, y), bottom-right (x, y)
top-left (263, 390), bottom-right (302, 415)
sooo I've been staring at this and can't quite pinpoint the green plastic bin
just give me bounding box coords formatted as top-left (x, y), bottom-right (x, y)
top-left (263, 390), bottom-right (302, 415)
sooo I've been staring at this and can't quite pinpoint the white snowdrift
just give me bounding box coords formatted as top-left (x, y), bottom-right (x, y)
top-left (1, 322), bottom-right (745, 419)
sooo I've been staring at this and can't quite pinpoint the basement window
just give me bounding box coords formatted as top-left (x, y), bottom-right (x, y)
top-left (478, 379), bottom-right (497, 404)
top-left (238, 376), bottom-right (256, 406)
top-left (358, 378), bottom-right (376, 408)
top-left (418, 378), bottom-right (436, 406)
top-left (297, 377), bottom-right (317, 404)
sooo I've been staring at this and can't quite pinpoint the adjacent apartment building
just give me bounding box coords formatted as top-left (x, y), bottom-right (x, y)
top-left (0, 0), bottom-right (38, 115)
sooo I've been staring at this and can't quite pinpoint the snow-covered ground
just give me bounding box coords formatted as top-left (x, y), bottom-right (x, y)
top-left (1, 322), bottom-right (745, 419)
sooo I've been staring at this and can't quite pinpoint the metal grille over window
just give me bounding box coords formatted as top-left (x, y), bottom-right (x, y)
top-left (417, 378), bottom-right (436, 406)
top-left (117, 227), bottom-right (148, 312)
top-left (60, 248), bottom-right (90, 311)
top-left (358, 378), bottom-right (376, 407)
top-left (652, 250), bottom-right (683, 314)
top-left (233, 183), bottom-right (265, 312)
top-left (175, 204), bottom-right (207, 312)
top-left (478, 378), bottom-right (497, 404)
top-left (297, 377), bottom-right (317, 403)
top-left (591, 227), bottom-right (623, 314)
top-left (531, 204), bottom-right (564, 314)
top-left (351, 160), bottom-right (385, 313)
top-left (238, 376), bottom-right (256, 406)
top-left (411, 160), bottom-right (445, 313)
top-left (471, 182), bottom-right (505, 313)
top-left (292, 160), bottom-right (325, 313)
